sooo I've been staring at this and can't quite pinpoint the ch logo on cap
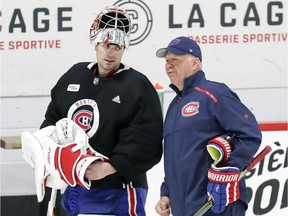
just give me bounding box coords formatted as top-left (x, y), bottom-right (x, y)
top-left (170, 38), bottom-right (181, 45)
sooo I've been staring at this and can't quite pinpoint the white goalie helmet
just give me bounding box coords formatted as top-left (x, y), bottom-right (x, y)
top-left (90, 6), bottom-right (131, 49)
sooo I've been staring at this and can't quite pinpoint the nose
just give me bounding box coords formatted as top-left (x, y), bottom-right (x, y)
top-left (166, 60), bottom-right (173, 69)
top-left (106, 47), bottom-right (115, 56)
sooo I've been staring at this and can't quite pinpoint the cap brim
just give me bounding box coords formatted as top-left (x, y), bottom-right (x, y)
top-left (156, 48), bottom-right (167, 58)
top-left (156, 47), bottom-right (188, 58)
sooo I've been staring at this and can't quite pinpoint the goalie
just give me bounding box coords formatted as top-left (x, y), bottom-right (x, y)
top-left (22, 4), bottom-right (163, 216)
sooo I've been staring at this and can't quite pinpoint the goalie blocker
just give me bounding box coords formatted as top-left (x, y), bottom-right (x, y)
top-left (21, 118), bottom-right (108, 202)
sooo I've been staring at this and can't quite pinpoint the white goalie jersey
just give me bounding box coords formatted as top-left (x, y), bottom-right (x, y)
top-left (21, 118), bottom-right (108, 202)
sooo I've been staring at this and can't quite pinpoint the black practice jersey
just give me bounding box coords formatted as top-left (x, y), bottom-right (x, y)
top-left (41, 62), bottom-right (163, 189)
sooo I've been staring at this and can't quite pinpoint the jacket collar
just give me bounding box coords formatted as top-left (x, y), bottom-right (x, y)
top-left (87, 62), bottom-right (130, 76)
top-left (169, 70), bottom-right (206, 96)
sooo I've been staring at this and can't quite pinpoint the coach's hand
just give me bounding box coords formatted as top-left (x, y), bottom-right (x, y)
top-left (155, 196), bottom-right (170, 216)
top-left (207, 165), bottom-right (240, 213)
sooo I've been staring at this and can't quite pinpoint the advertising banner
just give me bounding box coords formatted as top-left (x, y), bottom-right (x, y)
top-left (245, 131), bottom-right (288, 215)
top-left (0, 1), bottom-right (287, 215)
top-left (1, 0), bottom-right (287, 96)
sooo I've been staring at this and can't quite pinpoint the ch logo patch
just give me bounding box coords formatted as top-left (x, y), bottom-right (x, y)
top-left (73, 110), bottom-right (93, 130)
top-left (67, 99), bottom-right (100, 138)
top-left (181, 102), bottom-right (199, 117)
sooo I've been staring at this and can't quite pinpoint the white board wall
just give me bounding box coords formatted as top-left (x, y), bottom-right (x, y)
top-left (1, 0), bottom-right (287, 96)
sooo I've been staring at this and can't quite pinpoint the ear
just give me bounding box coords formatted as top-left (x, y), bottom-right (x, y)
top-left (190, 57), bottom-right (198, 68)
top-left (191, 57), bottom-right (201, 71)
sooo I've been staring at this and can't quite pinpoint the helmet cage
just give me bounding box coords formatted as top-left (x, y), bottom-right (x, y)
top-left (90, 6), bottom-right (131, 49)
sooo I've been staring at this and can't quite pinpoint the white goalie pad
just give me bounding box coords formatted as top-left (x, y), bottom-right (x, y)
top-left (21, 130), bottom-right (46, 202)
top-left (21, 118), bottom-right (109, 202)
top-left (21, 126), bottom-right (67, 202)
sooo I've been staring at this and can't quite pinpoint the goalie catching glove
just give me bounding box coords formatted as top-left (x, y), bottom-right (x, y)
top-left (21, 118), bottom-right (108, 202)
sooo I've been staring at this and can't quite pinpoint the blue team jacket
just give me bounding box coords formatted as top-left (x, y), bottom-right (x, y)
top-left (161, 71), bottom-right (262, 216)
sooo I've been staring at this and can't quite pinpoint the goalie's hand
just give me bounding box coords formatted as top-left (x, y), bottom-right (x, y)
top-left (85, 161), bottom-right (116, 180)
top-left (207, 165), bottom-right (240, 213)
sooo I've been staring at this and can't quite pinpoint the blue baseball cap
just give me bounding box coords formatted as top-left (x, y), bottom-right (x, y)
top-left (156, 36), bottom-right (202, 61)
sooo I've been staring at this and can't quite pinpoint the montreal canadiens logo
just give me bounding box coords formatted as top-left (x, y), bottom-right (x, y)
top-left (67, 99), bottom-right (100, 138)
top-left (181, 102), bottom-right (200, 117)
top-left (73, 110), bottom-right (93, 130)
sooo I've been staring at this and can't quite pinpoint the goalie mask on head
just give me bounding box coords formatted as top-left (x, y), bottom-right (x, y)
top-left (90, 5), bottom-right (131, 49)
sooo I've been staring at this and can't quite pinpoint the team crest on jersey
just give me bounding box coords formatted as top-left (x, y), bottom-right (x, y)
top-left (73, 110), bottom-right (93, 130)
top-left (181, 102), bottom-right (200, 117)
top-left (67, 99), bottom-right (100, 138)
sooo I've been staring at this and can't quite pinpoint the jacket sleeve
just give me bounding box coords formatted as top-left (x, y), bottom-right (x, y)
top-left (108, 82), bottom-right (163, 183)
top-left (160, 178), bottom-right (170, 197)
top-left (211, 86), bottom-right (262, 170)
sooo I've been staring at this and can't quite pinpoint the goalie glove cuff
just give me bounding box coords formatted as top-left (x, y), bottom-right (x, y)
top-left (54, 143), bottom-right (82, 187)
top-left (75, 156), bottom-right (103, 189)
top-left (75, 151), bottom-right (109, 189)
top-left (53, 142), bottom-right (108, 189)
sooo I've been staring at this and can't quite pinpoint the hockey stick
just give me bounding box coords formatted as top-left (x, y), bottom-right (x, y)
top-left (193, 145), bottom-right (272, 216)
top-left (47, 188), bottom-right (57, 216)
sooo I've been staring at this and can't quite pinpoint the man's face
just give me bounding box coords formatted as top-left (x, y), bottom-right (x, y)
top-left (165, 52), bottom-right (196, 91)
top-left (95, 43), bottom-right (125, 76)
